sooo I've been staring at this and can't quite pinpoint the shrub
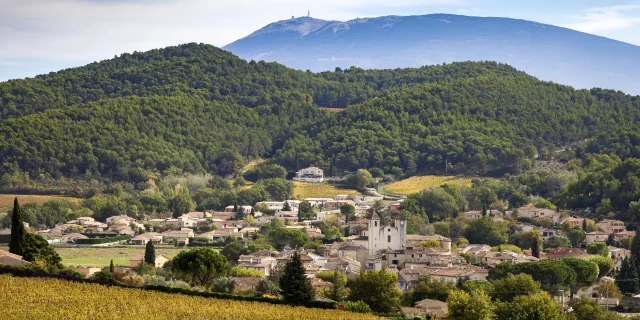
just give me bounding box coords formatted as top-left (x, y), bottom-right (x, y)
top-left (343, 300), bottom-right (372, 313)
top-left (211, 277), bottom-right (236, 294)
top-left (256, 279), bottom-right (280, 296)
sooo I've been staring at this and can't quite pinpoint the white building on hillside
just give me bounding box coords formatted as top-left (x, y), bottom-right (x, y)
top-left (368, 211), bottom-right (407, 255)
top-left (293, 167), bottom-right (324, 183)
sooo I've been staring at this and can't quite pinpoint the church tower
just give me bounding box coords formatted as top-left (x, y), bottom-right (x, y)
top-left (368, 210), bottom-right (380, 254)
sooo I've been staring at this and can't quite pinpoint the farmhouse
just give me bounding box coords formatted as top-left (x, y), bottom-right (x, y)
top-left (293, 166), bottom-right (324, 183)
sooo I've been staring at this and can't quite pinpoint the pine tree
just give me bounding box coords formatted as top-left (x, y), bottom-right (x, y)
top-left (144, 241), bottom-right (156, 265)
top-left (531, 238), bottom-right (540, 258)
top-left (9, 198), bottom-right (26, 256)
top-left (279, 251), bottom-right (315, 304)
top-left (582, 219), bottom-right (587, 231)
top-left (109, 259), bottom-right (115, 273)
top-left (327, 271), bottom-right (348, 302)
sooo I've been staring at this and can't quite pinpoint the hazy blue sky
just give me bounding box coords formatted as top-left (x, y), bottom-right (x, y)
top-left (2, 0), bottom-right (640, 80)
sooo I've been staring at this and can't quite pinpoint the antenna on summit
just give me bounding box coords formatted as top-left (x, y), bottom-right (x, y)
top-left (308, 10), bottom-right (310, 17)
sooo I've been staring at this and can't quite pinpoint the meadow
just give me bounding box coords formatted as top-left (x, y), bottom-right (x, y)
top-left (292, 181), bottom-right (358, 199)
top-left (53, 246), bottom-right (186, 267)
top-left (384, 175), bottom-right (474, 196)
top-left (0, 275), bottom-right (376, 320)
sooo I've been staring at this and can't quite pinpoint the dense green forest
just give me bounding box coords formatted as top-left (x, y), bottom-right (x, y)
top-left (1, 43), bottom-right (639, 182)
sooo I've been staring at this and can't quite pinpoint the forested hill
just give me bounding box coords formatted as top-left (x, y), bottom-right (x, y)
top-left (0, 43), bottom-right (639, 183)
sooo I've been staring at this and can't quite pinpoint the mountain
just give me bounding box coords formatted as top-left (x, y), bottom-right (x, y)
top-left (224, 14), bottom-right (640, 95)
top-left (0, 43), bottom-right (639, 183)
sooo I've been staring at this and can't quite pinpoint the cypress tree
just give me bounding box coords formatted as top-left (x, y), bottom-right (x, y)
top-left (631, 258), bottom-right (640, 294)
top-left (109, 259), bottom-right (115, 273)
top-left (279, 251), bottom-right (315, 304)
top-left (482, 202), bottom-right (487, 217)
top-left (283, 201), bottom-right (291, 211)
top-left (144, 241), bottom-right (156, 265)
top-left (9, 198), bottom-right (26, 256)
top-left (531, 238), bottom-right (540, 258)
top-left (618, 256), bottom-right (640, 294)
top-left (582, 219), bottom-right (587, 231)
top-left (631, 231), bottom-right (640, 268)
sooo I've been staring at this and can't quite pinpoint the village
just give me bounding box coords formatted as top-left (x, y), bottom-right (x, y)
top-left (2, 167), bottom-right (638, 318)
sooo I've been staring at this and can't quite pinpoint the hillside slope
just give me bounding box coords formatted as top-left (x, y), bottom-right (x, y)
top-left (0, 43), bottom-right (639, 182)
top-left (224, 14), bottom-right (640, 95)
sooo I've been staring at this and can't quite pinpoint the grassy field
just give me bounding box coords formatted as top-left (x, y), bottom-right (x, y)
top-left (384, 175), bottom-right (474, 196)
top-left (319, 107), bottom-right (344, 113)
top-left (0, 275), bottom-right (376, 320)
top-left (53, 247), bottom-right (187, 267)
top-left (0, 194), bottom-right (82, 207)
top-left (292, 181), bottom-right (358, 199)
top-left (242, 159), bottom-right (266, 172)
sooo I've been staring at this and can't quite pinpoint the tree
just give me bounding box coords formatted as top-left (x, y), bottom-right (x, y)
top-left (22, 233), bottom-right (62, 269)
top-left (531, 238), bottom-right (540, 258)
top-left (408, 276), bottom-right (456, 304)
top-left (298, 201), bottom-right (313, 221)
top-left (509, 192), bottom-right (529, 209)
top-left (267, 228), bottom-right (309, 250)
top-left (340, 204), bottom-right (355, 223)
top-left (482, 202), bottom-right (487, 217)
top-left (171, 248), bottom-right (231, 288)
top-left (631, 230), bottom-right (640, 268)
top-left (495, 292), bottom-right (566, 320)
top-left (544, 236), bottom-right (570, 249)
top-left (279, 251), bottom-right (315, 305)
top-left (349, 270), bottom-right (401, 313)
top-left (144, 241), bottom-right (156, 265)
top-left (256, 279), bottom-right (280, 296)
top-left (570, 296), bottom-right (623, 320)
top-left (563, 258), bottom-right (599, 298)
top-left (109, 259), bottom-right (115, 272)
top-left (462, 280), bottom-right (494, 295)
top-left (492, 273), bottom-right (541, 302)
top-left (617, 256), bottom-right (639, 294)
top-left (568, 229), bottom-right (586, 247)
top-left (463, 217), bottom-right (508, 246)
top-left (212, 277), bottom-right (236, 293)
top-left (596, 281), bottom-right (623, 300)
top-left (586, 242), bottom-right (608, 257)
top-left (447, 289), bottom-right (495, 320)
top-left (9, 198), bottom-right (26, 256)
top-left (168, 186), bottom-right (195, 218)
top-left (326, 271), bottom-right (348, 302)
top-left (282, 201), bottom-right (291, 211)
top-left (345, 169), bottom-right (375, 191)
top-left (220, 241), bottom-right (249, 264)
top-left (587, 256), bottom-right (615, 278)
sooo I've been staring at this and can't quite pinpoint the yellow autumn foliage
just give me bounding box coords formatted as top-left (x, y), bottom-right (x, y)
top-left (0, 275), bottom-right (376, 320)
top-left (385, 175), bottom-right (473, 195)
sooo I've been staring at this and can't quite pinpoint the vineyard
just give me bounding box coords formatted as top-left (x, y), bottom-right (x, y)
top-left (384, 175), bottom-right (474, 196)
top-left (292, 181), bottom-right (358, 199)
top-left (0, 194), bottom-right (82, 207)
top-left (0, 275), bottom-right (377, 320)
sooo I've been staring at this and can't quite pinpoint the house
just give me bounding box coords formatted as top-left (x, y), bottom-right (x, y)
top-left (162, 229), bottom-right (194, 245)
top-left (0, 250), bottom-right (31, 266)
top-left (307, 252), bottom-right (328, 268)
top-left (75, 266), bottom-right (102, 278)
top-left (61, 233), bottom-right (89, 243)
top-left (108, 225), bottom-right (135, 236)
top-left (77, 217), bottom-right (96, 226)
top-left (517, 207), bottom-right (561, 224)
top-left (608, 246), bottom-right (630, 261)
top-left (147, 218), bottom-right (167, 227)
top-left (324, 257), bottom-right (361, 274)
top-left (304, 198), bottom-right (333, 207)
top-left (323, 200), bottom-right (356, 210)
top-left (293, 166), bottom-right (324, 183)
top-left (413, 299), bottom-right (449, 319)
top-left (585, 231), bottom-right (609, 244)
top-left (562, 217), bottom-right (595, 229)
top-left (184, 211), bottom-right (211, 219)
top-left (130, 254), bottom-right (170, 268)
top-left (614, 230), bottom-right (636, 241)
top-left (388, 202), bottom-right (402, 212)
top-left (106, 215), bottom-right (135, 225)
top-left (596, 220), bottom-right (626, 235)
top-left (546, 248), bottom-right (592, 260)
top-left (129, 232), bottom-right (163, 245)
top-left (464, 210), bottom-right (482, 219)
top-left (541, 228), bottom-right (557, 240)
top-left (365, 258), bottom-right (383, 271)
top-left (224, 205), bottom-right (253, 213)
top-left (177, 215), bottom-right (199, 228)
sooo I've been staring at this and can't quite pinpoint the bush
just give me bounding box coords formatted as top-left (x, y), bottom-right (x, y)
top-left (90, 270), bottom-right (120, 285)
top-left (76, 235), bottom-right (131, 244)
top-left (230, 265), bottom-right (266, 278)
top-left (121, 274), bottom-right (145, 287)
top-left (211, 277), bottom-right (236, 294)
top-left (343, 300), bottom-right (372, 313)
top-left (142, 275), bottom-right (195, 290)
top-left (256, 279), bottom-right (280, 296)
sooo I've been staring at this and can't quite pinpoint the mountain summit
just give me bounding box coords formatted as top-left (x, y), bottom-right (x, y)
top-left (225, 14), bottom-right (640, 94)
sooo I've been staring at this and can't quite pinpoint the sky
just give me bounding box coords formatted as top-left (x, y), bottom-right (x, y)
top-left (2, 0), bottom-right (640, 81)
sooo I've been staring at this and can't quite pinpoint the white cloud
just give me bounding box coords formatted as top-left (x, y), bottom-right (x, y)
top-left (563, 4), bottom-right (640, 33)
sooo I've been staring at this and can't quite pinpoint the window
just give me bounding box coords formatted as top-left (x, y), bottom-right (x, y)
top-left (392, 260), bottom-right (399, 265)
top-left (374, 221), bottom-right (378, 227)
top-left (388, 235), bottom-right (391, 243)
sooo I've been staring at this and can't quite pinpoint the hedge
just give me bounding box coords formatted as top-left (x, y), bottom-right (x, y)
top-left (76, 235), bottom-right (131, 244)
top-left (145, 285), bottom-right (337, 310)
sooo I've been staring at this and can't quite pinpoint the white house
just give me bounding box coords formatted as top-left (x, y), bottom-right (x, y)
top-left (293, 167), bottom-right (324, 183)
top-left (106, 215), bottom-right (135, 225)
top-left (586, 231), bottom-right (609, 244)
top-left (368, 211), bottom-right (407, 255)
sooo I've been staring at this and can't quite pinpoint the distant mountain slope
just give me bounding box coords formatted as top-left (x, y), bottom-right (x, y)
top-left (224, 14), bottom-right (640, 95)
top-left (1, 43), bottom-right (639, 182)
